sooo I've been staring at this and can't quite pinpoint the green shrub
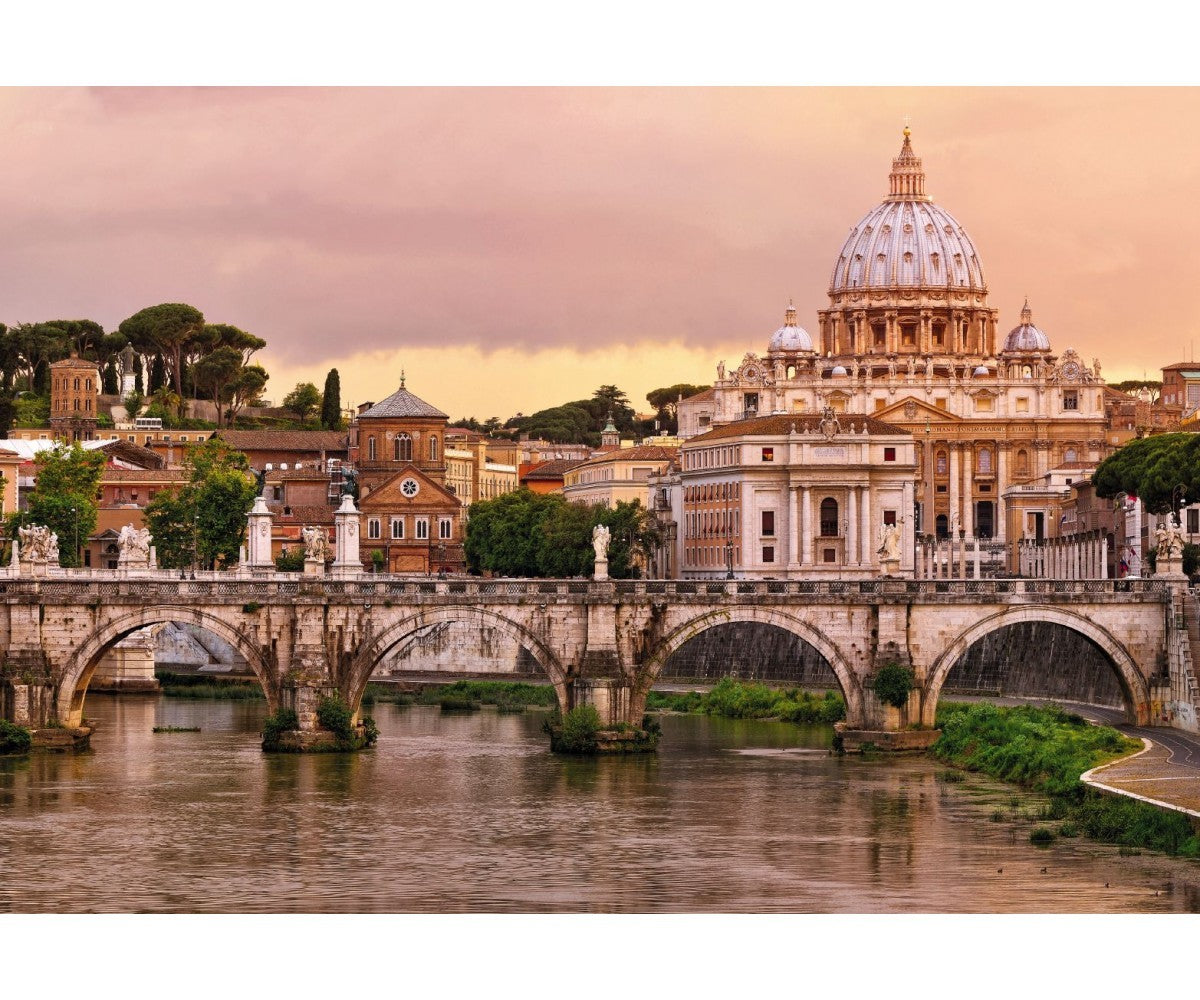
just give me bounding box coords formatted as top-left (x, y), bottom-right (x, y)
top-left (0, 719), bottom-right (32, 754)
top-left (262, 707), bottom-right (299, 748)
top-left (438, 693), bottom-right (480, 711)
top-left (360, 716), bottom-right (379, 747)
top-left (1029, 827), bottom-right (1056, 845)
top-left (872, 662), bottom-right (915, 709)
top-left (554, 704), bottom-right (601, 754)
top-left (316, 696), bottom-right (354, 741)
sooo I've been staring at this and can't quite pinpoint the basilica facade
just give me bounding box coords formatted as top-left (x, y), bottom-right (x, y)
top-left (678, 129), bottom-right (1109, 547)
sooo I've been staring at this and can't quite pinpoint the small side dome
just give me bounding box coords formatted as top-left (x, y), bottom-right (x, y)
top-left (1003, 299), bottom-right (1051, 353)
top-left (973, 365), bottom-right (989, 377)
top-left (830, 364), bottom-right (848, 376)
top-left (768, 301), bottom-right (814, 353)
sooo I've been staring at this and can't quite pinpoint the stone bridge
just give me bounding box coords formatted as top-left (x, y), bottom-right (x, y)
top-left (1, 573), bottom-right (1195, 745)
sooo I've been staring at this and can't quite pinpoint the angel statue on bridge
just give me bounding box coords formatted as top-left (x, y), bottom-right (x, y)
top-left (592, 523), bottom-right (611, 562)
top-left (301, 525), bottom-right (331, 563)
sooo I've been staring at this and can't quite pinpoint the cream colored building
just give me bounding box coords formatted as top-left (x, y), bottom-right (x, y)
top-left (678, 129), bottom-right (1109, 545)
top-left (679, 411), bottom-right (917, 579)
top-left (445, 439), bottom-right (518, 509)
top-left (561, 445), bottom-right (678, 508)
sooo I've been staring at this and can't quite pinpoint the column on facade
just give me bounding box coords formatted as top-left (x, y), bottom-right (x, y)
top-left (1099, 533), bottom-right (1108, 579)
top-left (973, 536), bottom-right (981, 580)
top-left (948, 443), bottom-right (960, 538)
top-left (961, 443), bottom-right (974, 539)
top-left (923, 442), bottom-right (935, 538)
top-left (801, 487), bottom-right (812, 567)
top-left (846, 487), bottom-right (858, 569)
top-left (788, 487), bottom-right (800, 569)
top-left (860, 483), bottom-right (872, 568)
top-left (916, 537), bottom-right (925, 578)
top-left (996, 444), bottom-right (1008, 543)
top-left (902, 480), bottom-right (915, 573)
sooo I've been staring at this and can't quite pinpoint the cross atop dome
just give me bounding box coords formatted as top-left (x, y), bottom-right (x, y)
top-left (887, 125), bottom-right (929, 202)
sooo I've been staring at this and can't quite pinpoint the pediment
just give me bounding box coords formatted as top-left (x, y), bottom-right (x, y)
top-left (875, 396), bottom-right (963, 423)
top-left (359, 465), bottom-right (459, 508)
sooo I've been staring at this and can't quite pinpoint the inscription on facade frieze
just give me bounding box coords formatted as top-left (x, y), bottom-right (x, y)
top-left (813, 447), bottom-right (848, 459)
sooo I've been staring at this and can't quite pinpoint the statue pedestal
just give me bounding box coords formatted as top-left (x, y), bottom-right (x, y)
top-left (117, 555), bottom-right (149, 577)
top-left (593, 558), bottom-right (609, 582)
top-left (1156, 554), bottom-right (1187, 580)
top-left (26, 557), bottom-right (48, 579)
top-left (879, 557), bottom-right (901, 577)
top-left (304, 557), bottom-right (324, 577)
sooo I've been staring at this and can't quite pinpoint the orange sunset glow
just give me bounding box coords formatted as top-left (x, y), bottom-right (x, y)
top-left (0, 87), bottom-right (1194, 417)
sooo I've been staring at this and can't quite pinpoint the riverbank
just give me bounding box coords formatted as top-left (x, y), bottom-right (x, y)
top-left (932, 703), bottom-right (1200, 858)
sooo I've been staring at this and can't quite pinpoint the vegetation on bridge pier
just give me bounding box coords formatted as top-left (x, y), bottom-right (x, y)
top-left (260, 696), bottom-right (379, 753)
top-left (932, 703), bottom-right (1200, 858)
top-left (0, 719), bottom-right (32, 755)
top-left (646, 678), bottom-right (846, 724)
top-left (544, 704), bottom-right (661, 755)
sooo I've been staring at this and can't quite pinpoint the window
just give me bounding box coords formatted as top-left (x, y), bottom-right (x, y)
top-left (1016, 397), bottom-right (1029, 412)
top-left (875, 398), bottom-right (886, 411)
top-left (391, 517), bottom-right (404, 539)
top-left (394, 434), bottom-right (412, 461)
top-left (1064, 447), bottom-right (1078, 463)
top-left (367, 518), bottom-right (381, 540)
top-left (884, 447), bottom-right (896, 462)
top-left (1016, 449), bottom-right (1029, 476)
top-left (883, 510), bottom-right (897, 526)
top-left (415, 518), bottom-right (429, 540)
top-left (73, 377), bottom-right (80, 390)
top-left (761, 447), bottom-right (774, 462)
top-left (1063, 390), bottom-right (1078, 410)
top-left (975, 395), bottom-right (993, 412)
top-left (820, 498), bottom-right (839, 537)
top-left (1189, 509), bottom-right (1199, 534)
top-left (978, 447), bottom-right (993, 473)
top-left (439, 518), bottom-right (452, 539)
top-left (761, 511), bottom-right (775, 536)
top-left (935, 398), bottom-right (947, 410)
top-left (368, 436), bottom-right (377, 461)
top-left (743, 393), bottom-right (759, 414)
top-left (936, 485), bottom-right (947, 493)
top-left (822, 548), bottom-right (836, 563)
top-left (762, 546), bottom-right (775, 563)
top-left (936, 451), bottom-right (948, 475)
top-left (429, 436), bottom-right (439, 461)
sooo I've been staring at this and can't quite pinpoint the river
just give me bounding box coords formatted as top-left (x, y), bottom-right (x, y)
top-left (1, 694), bottom-right (1197, 913)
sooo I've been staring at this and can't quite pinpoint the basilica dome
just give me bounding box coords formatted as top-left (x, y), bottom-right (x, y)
top-left (767, 302), bottom-right (813, 352)
top-left (828, 129), bottom-right (987, 296)
top-left (1002, 300), bottom-right (1051, 352)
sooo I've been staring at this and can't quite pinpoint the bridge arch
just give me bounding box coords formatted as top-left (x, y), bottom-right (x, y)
top-left (638, 606), bottom-right (863, 723)
top-left (345, 606), bottom-right (568, 714)
top-left (58, 606), bottom-right (273, 727)
top-left (924, 606), bottom-right (1150, 724)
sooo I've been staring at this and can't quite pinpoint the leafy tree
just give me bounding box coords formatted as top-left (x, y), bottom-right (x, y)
top-left (646, 383), bottom-right (710, 433)
top-left (282, 382), bottom-right (321, 423)
top-left (144, 438), bottom-right (258, 569)
top-left (14, 443), bottom-right (105, 567)
top-left (464, 490), bottom-right (660, 578)
top-left (227, 364), bottom-right (268, 426)
top-left (321, 369), bottom-right (342, 429)
top-left (0, 391), bottom-right (16, 438)
top-left (1093, 433), bottom-right (1200, 514)
top-left (1111, 379), bottom-right (1162, 403)
top-left (118, 303), bottom-right (205, 408)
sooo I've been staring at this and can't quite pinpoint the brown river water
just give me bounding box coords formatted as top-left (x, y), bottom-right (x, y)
top-left (1, 694), bottom-right (1198, 913)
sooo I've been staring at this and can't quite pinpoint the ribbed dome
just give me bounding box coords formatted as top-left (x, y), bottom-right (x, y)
top-left (829, 129), bottom-right (987, 295)
top-left (767, 302), bottom-right (813, 353)
top-left (1003, 299), bottom-right (1051, 353)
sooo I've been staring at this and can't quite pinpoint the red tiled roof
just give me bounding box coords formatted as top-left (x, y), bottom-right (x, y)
top-left (521, 458), bottom-right (584, 480)
top-left (100, 469), bottom-right (188, 482)
top-left (214, 430), bottom-right (348, 452)
top-left (681, 386), bottom-right (716, 403)
top-left (266, 502), bottom-right (336, 523)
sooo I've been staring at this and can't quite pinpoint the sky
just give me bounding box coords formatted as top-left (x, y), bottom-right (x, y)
top-left (0, 86), bottom-right (1196, 420)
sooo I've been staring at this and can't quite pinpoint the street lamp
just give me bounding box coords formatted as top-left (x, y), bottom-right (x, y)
top-left (70, 505), bottom-right (78, 569)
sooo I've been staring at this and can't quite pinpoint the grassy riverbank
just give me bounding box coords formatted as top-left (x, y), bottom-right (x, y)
top-left (157, 671), bottom-right (265, 700)
top-left (647, 678), bottom-right (846, 724)
top-left (932, 703), bottom-right (1200, 858)
top-left (362, 680), bottom-right (559, 712)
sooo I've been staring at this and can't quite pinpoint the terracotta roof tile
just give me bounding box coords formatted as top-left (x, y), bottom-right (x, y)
top-left (214, 430), bottom-right (349, 452)
top-left (571, 445), bottom-right (678, 470)
top-left (521, 459), bottom-right (584, 480)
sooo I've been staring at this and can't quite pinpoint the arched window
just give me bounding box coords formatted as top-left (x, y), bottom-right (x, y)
top-left (1064, 447), bottom-right (1078, 464)
top-left (1016, 449), bottom-right (1029, 477)
top-left (936, 451), bottom-right (948, 475)
top-left (73, 377), bottom-right (80, 391)
top-left (429, 435), bottom-right (439, 461)
top-left (936, 514), bottom-right (949, 539)
top-left (820, 498), bottom-right (839, 537)
top-left (978, 447), bottom-right (992, 474)
top-left (367, 436), bottom-right (377, 461)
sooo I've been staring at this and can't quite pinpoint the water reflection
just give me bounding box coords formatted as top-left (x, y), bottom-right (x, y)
top-left (0, 694), bottom-right (1196, 913)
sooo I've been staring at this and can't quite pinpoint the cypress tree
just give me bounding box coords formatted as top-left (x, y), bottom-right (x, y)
top-left (321, 368), bottom-right (341, 429)
top-left (102, 360), bottom-right (119, 395)
top-left (33, 358), bottom-right (50, 396)
top-left (149, 354), bottom-right (167, 394)
top-left (134, 357), bottom-right (144, 395)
